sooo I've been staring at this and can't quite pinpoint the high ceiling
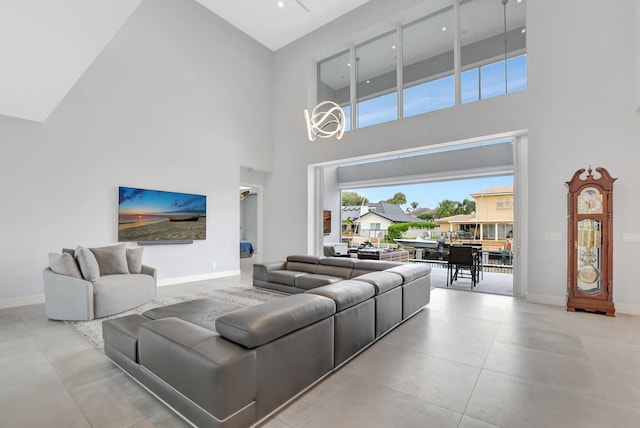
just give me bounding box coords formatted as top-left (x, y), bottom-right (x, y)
top-left (194, 0), bottom-right (371, 51)
top-left (0, 0), bottom-right (370, 123)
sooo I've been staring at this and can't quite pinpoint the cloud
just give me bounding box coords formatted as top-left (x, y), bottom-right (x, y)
top-left (171, 197), bottom-right (205, 210)
top-left (119, 188), bottom-right (145, 205)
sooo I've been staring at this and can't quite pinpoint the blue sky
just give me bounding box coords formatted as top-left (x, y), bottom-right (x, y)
top-left (343, 54), bottom-right (527, 130)
top-left (119, 187), bottom-right (206, 215)
top-left (345, 175), bottom-right (513, 211)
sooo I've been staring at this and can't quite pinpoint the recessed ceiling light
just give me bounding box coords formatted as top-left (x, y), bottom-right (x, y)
top-left (391, 45), bottom-right (396, 50)
top-left (521, 28), bottom-right (526, 33)
top-left (517, 0), bottom-right (523, 3)
top-left (277, 1), bottom-right (284, 8)
top-left (366, 80), bottom-right (370, 84)
top-left (442, 26), bottom-right (447, 32)
top-left (347, 62), bottom-right (351, 67)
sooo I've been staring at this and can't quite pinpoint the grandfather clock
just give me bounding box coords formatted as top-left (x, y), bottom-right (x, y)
top-left (566, 167), bottom-right (615, 316)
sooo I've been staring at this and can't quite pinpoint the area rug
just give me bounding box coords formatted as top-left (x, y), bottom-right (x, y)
top-left (65, 285), bottom-right (286, 351)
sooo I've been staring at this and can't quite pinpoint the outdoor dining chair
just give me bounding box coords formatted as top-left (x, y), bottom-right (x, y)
top-left (447, 245), bottom-right (478, 289)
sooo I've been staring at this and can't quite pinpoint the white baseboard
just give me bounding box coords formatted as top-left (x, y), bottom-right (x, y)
top-left (614, 303), bottom-right (640, 316)
top-left (526, 294), bottom-right (640, 315)
top-left (0, 270), bottom-right (242, 310)
top-left (526, 294), bottom-right (566, 307)
top-left (157, 270), bottom-right (241, 287)
top-left (0, 294), bottom-right (45, 310)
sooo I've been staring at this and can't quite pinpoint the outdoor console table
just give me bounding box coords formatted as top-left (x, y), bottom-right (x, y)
top-left (357, 249), bottom-right (409, 262)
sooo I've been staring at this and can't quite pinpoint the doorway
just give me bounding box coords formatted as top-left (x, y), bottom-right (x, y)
top-left (309, 132), bottom-right (528, 297)
top-left (239, 183), bottom-right (263, 269)
top-left (339, 175), bottom-right (514, 296)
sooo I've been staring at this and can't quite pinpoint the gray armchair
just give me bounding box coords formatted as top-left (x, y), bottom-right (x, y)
top-left (43, 244), bottom-right (157, 320)
top-left (43, 265), bottom-right (156, 320)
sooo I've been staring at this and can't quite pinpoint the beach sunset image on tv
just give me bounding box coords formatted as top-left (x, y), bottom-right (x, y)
top-left (118, 186), bottom-right (206, 241)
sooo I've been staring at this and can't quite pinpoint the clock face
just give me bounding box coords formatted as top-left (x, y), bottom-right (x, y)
top-left (577, 187), bottom-right (603, 214)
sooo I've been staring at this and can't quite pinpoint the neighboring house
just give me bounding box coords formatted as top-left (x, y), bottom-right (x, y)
top-left (435, 185), bottom-right (514, 241)
top-left (408, 207), bottom-right (434, 219)
top-left (342, 203), bottom-right (425, 240)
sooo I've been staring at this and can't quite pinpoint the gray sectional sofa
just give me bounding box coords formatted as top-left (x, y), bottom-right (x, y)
top-left (102, 256), bottom-right (430, 428)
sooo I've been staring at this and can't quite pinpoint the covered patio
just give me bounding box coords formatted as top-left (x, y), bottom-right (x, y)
top-left (427, 264), bottom-right (513, 296)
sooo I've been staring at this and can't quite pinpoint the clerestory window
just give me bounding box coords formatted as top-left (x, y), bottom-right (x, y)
top-left (316, 0), bottom-right (527, 131)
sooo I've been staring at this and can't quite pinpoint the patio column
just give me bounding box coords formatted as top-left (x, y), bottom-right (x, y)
top-left (494, 223), bottom-right (498, 240)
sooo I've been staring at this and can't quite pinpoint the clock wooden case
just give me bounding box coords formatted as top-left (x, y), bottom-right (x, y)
top-left (566, 167), bottom-right (615, 316)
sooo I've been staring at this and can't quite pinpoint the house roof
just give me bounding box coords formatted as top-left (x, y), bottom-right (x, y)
top-left (434, 213), bottom-right (477, 224)
top-left (341, 206), bottom-right (365, 221)
top-left (470, 185), bottom-right (514, 197)
top-left (408, 207), bottom-right (434, 217)
top-left (342, 203), bottom-right (425, 224)
top-left (363, 203), bottom-right (426, 223)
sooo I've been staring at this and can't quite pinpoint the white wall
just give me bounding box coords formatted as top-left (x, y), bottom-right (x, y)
top-left (322, 166), bottom-right (342, 244)
top-left (268, 0), bottom-right (640, 311)
top-left (636, 0), bottom-right (640, 111)
top-left (3, 0), bottom-right (640, 313)
top-left (267, 0), bottom-right (527, 259)
top-left (0, 0), bottom-right (273, 306)
top-left (526, 0), bottom-right (640, 310)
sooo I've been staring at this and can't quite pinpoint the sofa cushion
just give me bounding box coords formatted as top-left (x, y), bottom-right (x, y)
top-left (267, 270), bottom-right (311, 287)
top-left (285, 261), bottom-right (318, 274)
top-left (314, 264), bottom-right (352, 279)
top-left (90, 243), bottom-right (129, 276)
top-left (48, 252), bottom-right (82, 279)
top-left (216, 294), bottom-right (336, 349)
top-left (306, 280), bottom-right (375, 312)
top-left (386, 264), bottom-right (431, 283)
top-left (138, 317), bottom-right (256, 421)
top-left (143, 298), bottom-right (242, 331)
top-left (295, 274), bottom-right (343, 290)
top-left (93, 274), bottom-right (156, 318)
top-left (319, 257), bottom-right (356, 268)
top-left (62, 248), bottom-right (75, 257)
top-left (351, 260), bottom-right (403, 277)
top-left (75, 246), bottom-right (101, 282)
top-left (286, 255), bottom-right (322, 264)
top-left (126, 246), bottom-right (144, 274)
top-left (353, 271), bottom-right (403, 295)
top-left (102, 313), bottom-right (149, 362)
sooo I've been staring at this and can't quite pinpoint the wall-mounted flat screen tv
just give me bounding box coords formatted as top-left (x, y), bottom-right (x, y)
top-left (118, 186), bottom-right (206, 242)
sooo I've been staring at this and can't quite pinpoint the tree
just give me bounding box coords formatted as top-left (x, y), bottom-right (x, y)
top-left (380, 192), bottom-right (407, 205)
top-left (417, 212), bottom-right (435, 221)
top-left (409, 201), bottom-right (419, 211)
top-left (342, 191), bottom-right (368, 206)
top-left (457, 198), bottom-right (476, 215)
top-left (342, 216), bottom-right (357, 235)
top-left (434, 198), bottom-right (475, 218)
top-left (434, 199), bottom-right (458, 219)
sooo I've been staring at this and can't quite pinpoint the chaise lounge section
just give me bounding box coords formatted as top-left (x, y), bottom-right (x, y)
top-left (252, 255), bottom-right (404, 294)
top-left (102, 256), bottom-right (430, 427)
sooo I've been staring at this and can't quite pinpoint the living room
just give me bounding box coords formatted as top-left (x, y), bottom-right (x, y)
top-left (1, 0), bottom-right (640, 426)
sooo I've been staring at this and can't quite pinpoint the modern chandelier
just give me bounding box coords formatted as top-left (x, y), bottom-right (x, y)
top-left (303, 101), bottom-right (346, 141)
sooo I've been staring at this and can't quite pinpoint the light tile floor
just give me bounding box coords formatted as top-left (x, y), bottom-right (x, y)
top-left (2, 261), bottom-right (640, 427)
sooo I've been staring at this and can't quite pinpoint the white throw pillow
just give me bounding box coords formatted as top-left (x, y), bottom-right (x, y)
top-left (126, 247), bottom-right (144, 274)
top-left (75, 246), bottom-right (100, 282)
top-left (49, 252), bottom-right (82, 279)
top-left (90, 243), bottom-right (129, 276)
